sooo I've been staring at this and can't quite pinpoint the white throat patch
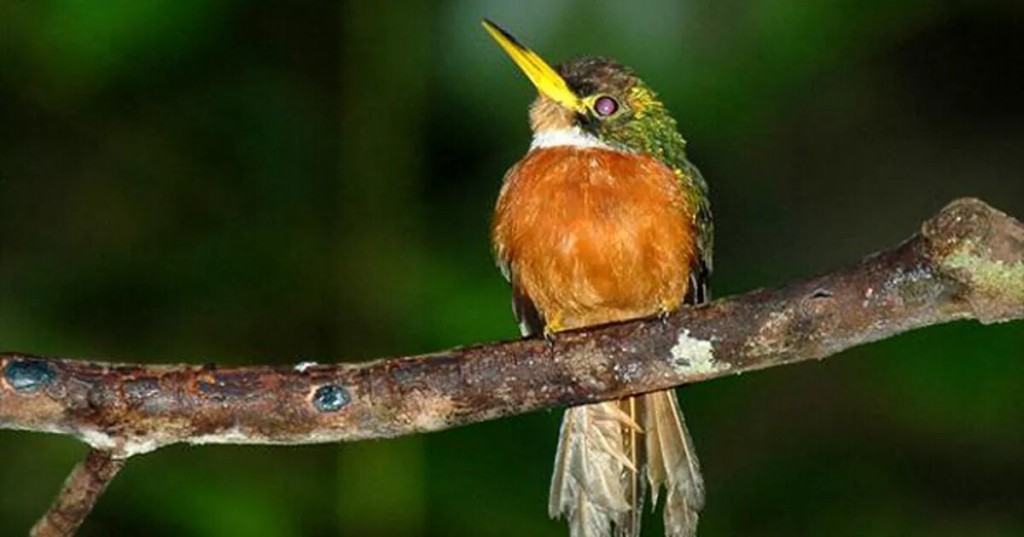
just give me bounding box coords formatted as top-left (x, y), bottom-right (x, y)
top-left (530, 128), bottom-right (612, 150)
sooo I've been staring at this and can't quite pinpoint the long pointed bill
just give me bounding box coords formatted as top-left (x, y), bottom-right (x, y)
top-left (482, 19), bottom-right (584, 113)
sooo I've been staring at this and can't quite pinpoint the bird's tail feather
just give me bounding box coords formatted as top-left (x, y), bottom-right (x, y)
top-left (549, 390), bottom-right (703, 537)
top-left (641, 390), bottom-right (704, 537)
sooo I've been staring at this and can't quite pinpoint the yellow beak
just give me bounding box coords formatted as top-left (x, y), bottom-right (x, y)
top-left (482, 19), bottom-right (584, 113)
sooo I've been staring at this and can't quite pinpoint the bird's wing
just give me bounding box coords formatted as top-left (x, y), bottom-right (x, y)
top-left (498, 258), bottom-right (546, 338)
top-left (512, 279), bottom-right (545, 338)
top-left (681, 160), bottom-right (713, 306)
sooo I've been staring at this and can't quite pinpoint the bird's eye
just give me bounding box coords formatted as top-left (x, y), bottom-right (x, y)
top-left (593, 95), bottom-right (619, 117)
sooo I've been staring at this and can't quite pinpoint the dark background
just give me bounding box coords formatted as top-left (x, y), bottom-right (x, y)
top-left (1, 1), bottom-right (1022, 536)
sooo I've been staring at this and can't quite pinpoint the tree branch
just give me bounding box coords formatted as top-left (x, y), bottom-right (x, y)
top-left (29, 450), bottom-right (125, 537)
top-left (1, 197), bottom-right (1022, 535)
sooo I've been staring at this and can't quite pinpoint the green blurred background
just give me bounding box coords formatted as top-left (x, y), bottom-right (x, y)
top-left (1, 1), bottom-right (1022, 535)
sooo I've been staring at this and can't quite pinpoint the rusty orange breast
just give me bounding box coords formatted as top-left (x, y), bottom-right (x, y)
top-left (492, 146), bottom-right (698, 332)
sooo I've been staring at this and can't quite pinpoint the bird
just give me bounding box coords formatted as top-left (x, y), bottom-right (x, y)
top-left (483, 19), bottom-right (713, 537)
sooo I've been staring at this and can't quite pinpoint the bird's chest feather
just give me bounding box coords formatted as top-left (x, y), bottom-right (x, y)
top-left (492, 146), bottom-right (697, 331)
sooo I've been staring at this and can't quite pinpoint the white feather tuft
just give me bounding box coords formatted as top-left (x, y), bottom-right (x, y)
top-left (531, 128), bottom-right (612, 150)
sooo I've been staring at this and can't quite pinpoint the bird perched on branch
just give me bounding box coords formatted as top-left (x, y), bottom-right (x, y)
top-left (484, 19), bottom-right (713, 537)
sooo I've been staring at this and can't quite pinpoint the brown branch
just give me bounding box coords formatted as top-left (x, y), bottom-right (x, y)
top-left (1, 197), bottom-right (1022, 535)
top-left (29, 450), bottom-right (125, 537)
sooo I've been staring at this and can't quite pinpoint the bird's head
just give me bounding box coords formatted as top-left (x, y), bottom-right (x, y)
top-left (483, 19), bottom-right (688, 167)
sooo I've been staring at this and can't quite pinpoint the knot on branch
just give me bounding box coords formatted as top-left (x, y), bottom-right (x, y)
top-left (4, 358), bottom-right (58, 393)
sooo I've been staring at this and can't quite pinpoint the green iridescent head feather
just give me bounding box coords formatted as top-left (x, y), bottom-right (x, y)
top-left (559, 58), bottom-right (687, 162)
top-left (552, 57), bottom-right (705, 197)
